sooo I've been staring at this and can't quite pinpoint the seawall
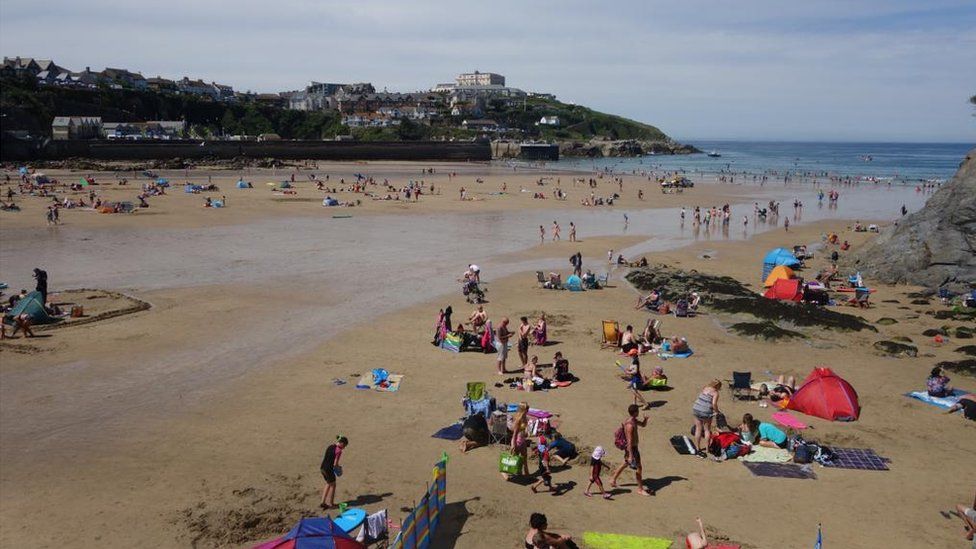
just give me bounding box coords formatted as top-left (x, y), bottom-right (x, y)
top-left (0, 138), bottom-right (492, 162)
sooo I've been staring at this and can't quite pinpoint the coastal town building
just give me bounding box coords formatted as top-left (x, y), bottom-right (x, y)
top-left (538, 115), bottom-right (560, 126)
top-left (146, 76), bottom-right (178, 92)
top-left (51, 116), bottom-right (103, 140)
top-left (100, 68), bottom-right (148, 90)
top-left (456, 71), bottom-right (505, 87)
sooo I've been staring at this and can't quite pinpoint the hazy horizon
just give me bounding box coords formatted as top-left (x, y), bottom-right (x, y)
top-left (2, 0), bottom-right (974, 142)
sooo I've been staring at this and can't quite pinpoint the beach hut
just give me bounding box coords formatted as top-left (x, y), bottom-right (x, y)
top-left (763, 265), bottom-right (796, 288)
top-left (762, 248), bottom-right (800, 280)
top-left (787, 367), bottom-right (861, 421)
top-left (252, 517), bottom-right (365, 549)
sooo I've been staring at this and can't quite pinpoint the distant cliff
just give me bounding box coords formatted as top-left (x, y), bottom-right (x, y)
top-left (846, 148), bottom-right (975, 292)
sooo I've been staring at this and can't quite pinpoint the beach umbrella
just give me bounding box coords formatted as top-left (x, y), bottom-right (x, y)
top-left (78, 177), bottom-right (89, 187)
top-left (252, 517), bottom-right (365, 549)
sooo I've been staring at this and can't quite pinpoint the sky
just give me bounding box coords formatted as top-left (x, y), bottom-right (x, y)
top-left (2, 0), bottom-right (975, 142)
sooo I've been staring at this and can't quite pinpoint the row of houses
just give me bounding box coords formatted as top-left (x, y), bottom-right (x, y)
top-left (51, 117), bottom-right (187, 140)
top-left (3, 56), bottom-right (235, 101)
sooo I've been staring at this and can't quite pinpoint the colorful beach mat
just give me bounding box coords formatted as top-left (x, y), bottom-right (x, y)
top-left (823, 447), bottom-right (890, 471)
top-left (582, 531), bottom-right (672, 549)
top-left (740, 446), bottom-right (792, 463)
top-left (772, 411), bottom-right (808, 430)
top-left (905, 389), bottom-right (968, 410)
top-left (431, 423), bottom-right (464, 440)
top-left (742, 462), bottom-right (817, 480)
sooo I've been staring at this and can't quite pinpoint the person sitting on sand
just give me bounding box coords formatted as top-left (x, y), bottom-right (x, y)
top-left (459, 412), bottom-right (490, 453)
top-left (945, 394), bottom-right (976, 421)
top-left (635, 290), bottom-right (661, 311)
top-left (469, 305), bottom-right (487, 332)
top-left (552, 352), bottom-right (573, 383)
top-left (648, 365), bottom-right (667, 386)
top-left (581, 270), bottom-right (599, 289)
top-left (739, 413), bottom-right (759, 445)
top-left (927, 366), bottom-right (954, 398)
top-left (525, 513), bottom-right (576, 549)
top-left (620, 325), bottom-right (638, 353)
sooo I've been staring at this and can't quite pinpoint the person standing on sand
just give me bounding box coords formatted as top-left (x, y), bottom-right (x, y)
top-left (33, 268), bottom-right (48, 305)
top-left (784, 217), bottom-right (790, 232)
top-left (319, 436), bottom-right (348, 509)
top-left (539, 225), bottom-right (546, 244)
top-left (610, 404), bottom-right (653, 496)
top-left (517, 316), bottom-right (531, 369)
top-left (552, 221), bottom-right (561, 242)
top-left (569, 222), bottom-right (577, 242)
top-left (496, 317), bottom-right (512, 374)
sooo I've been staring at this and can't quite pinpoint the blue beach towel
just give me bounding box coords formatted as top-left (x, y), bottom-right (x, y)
top-left (905, 389), bottom-right (968, 410)
top-left (659, 349), bottom-right (694, 359)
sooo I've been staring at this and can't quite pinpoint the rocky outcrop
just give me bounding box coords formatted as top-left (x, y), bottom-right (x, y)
top-left (559, 139), bottom-right (699, 158)
top-left (846, 148), bottom-right (976, 292)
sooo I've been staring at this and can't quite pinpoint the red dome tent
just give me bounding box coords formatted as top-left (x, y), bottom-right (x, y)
top-left (787, 367), bottom-right (860, 421)
top-left (763, 278), bottom-right (803, 301)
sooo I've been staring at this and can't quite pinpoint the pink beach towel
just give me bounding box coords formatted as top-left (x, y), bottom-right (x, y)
top-left (773, 411), bottom-right (808, 430)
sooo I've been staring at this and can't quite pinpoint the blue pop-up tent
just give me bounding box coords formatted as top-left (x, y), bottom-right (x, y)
top-left (762, 248), bottom-right (800, 280)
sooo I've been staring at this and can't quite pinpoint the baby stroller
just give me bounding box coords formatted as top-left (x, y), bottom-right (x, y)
top-left (463, 279), bottom-right (486, 303)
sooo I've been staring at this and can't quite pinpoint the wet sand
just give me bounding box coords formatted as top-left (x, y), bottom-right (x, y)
top-left (0, 162), bottom-right (970, 548)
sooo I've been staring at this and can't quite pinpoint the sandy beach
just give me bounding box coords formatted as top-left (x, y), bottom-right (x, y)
top-left (0, 161), bottom-right (972, 549)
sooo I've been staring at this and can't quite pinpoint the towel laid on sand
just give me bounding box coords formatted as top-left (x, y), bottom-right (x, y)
top-left (823, 447), bottom-right (890, 471)
top-left (739, 446), bottom-right (792, 463)
top-left (582, 531), bottom-right (672, 549)
top-left (356, 371), bottom-right (403, 392)
top-left (431, 423), bottom-right (464, 440)
top-left (743, 462), bottom-right (816, 479)
top-left (772, 411), bottom-right (808, 430)
top-left (669, 435), bottom-right (697, 456)
top-left (658, 349), bottom-right (693, 359)
top-left (906, 389), bottom-right (968, 410)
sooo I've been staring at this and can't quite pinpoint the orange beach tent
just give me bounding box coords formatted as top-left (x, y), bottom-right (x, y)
top-left (763, 265), bottom-right (796, 288)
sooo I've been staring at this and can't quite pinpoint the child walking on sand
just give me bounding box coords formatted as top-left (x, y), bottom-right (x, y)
top-left (584, 446), bottom-right (612, 499)
top-left (530, 438), bottom-right (554, 494)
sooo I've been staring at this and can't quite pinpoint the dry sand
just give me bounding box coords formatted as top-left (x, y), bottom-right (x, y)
top-left (0, 162), bottom-right (972, 549)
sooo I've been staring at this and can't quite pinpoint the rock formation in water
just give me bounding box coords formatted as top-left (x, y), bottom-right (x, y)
top-left (847, 148), bottom-right (975, 292)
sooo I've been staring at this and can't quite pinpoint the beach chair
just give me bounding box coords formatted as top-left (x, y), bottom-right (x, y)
top-left (600, 320), bottom-right (621, 348)
top-left (466, 381), bottom-right (486, 402)
top-left (728, 371), bottom-right (753, 400)
top-left (488, 411), bottom-right (509, 445)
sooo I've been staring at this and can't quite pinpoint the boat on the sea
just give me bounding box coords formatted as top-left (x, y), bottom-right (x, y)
top-left (707, 151), bottom-right (721, 157)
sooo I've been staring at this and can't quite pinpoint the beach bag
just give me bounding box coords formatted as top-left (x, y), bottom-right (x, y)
top-left (499, 452), bottom-right (523, 474)
top-left (725, 443), bottom-right (749, 459)
top-left (613, 423), bottom-right (628, 450)
top-left (793, 444), bottom-right (814, 464)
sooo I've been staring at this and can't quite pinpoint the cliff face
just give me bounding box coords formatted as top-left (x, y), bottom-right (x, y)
top-left (558, 139), bottom-right (698, 157)
top-left (846, 148), bottom-right (976, 292)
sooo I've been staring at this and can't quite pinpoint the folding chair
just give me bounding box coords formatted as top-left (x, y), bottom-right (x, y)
top-left (600, 320), bottom-right (621, 348)
top-left (488, 411), bottom-right (510, 444)
top-left (728, 371), bottom-right (753, 400)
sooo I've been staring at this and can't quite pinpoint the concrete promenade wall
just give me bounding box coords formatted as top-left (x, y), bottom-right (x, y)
top-left (0, 138), bottom-right (492, 162)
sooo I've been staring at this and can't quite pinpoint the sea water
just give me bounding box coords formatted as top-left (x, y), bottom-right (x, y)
top-left (557, 141), bottom-right (972, 182)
